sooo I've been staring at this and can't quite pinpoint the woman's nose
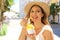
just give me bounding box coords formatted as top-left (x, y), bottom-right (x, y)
top-left (33, 11), bottom-right (37, 15)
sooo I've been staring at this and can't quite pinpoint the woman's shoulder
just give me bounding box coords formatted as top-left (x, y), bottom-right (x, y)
top-left (40, 24), bottom-right (53, 35)
top-left (43, 24), bottom-right (53, 32)
top-left (41, 24), bottom-right (53, 35)
top-left (42, 25), bottom-right (52, 31)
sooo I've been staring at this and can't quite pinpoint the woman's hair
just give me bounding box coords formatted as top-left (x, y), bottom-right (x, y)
top-left (26, 5), bottom-right (49, 25)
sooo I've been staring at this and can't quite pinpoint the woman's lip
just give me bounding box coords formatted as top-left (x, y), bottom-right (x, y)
top-left (32, 16), bottom-right (38, 19)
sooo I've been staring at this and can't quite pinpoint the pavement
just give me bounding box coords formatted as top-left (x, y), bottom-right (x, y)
top-left (0, 19), bottom-right (22, 40)
top-left (51, 24), bottom-right (60, 37)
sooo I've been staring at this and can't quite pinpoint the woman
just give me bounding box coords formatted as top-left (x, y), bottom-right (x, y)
top-left (19, 2), bottom-right (53, 40)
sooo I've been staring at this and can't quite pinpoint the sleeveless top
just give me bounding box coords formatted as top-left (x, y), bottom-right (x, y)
top-left (26, 25), bottom-right (53, 40)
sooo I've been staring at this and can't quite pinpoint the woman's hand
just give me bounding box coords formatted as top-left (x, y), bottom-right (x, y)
top-left (20, 18), bottom-right (28, 26)
top-left (26, 31), bottom-right (36, 40)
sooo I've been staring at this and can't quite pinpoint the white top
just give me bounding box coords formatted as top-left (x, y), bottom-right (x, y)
top-left (26, 25), bottom-right (53, 40)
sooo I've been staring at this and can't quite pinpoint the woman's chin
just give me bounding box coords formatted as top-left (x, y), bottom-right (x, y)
top-left (33, 19), bottom-right (38, 22)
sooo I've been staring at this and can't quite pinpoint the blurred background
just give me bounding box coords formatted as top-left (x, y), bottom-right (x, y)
top-left (0, 0), bottom-right (60, 40)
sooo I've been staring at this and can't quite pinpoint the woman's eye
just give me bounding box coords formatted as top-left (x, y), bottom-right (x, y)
top-left (31, 10), bottom-right (34, 13)
top-left (37, 11), bottom-right (40, 13)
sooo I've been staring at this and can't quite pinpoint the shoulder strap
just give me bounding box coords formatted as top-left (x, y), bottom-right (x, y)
top-left (40, 25), bottom-right (53, 34)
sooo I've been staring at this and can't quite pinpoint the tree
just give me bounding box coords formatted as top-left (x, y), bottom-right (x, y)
top-left (0, 0), bottom-right (14, 21)
top-left (50, 3), bottom-right (60, 23)
top-left (0, 0), bottom-right (14, 36)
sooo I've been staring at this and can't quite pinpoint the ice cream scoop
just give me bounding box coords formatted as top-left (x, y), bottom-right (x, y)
top-left (26, 24), bottom-right (35, 34)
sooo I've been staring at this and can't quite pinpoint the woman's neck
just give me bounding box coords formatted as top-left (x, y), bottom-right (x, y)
top-left (34, 21), bottom-right (44, 29)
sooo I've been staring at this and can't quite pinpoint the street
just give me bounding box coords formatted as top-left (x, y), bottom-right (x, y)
top-left (51, 24), bottom-right (60, 37)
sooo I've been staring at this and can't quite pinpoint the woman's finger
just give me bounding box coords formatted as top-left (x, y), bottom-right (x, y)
top-left (20, 17), bottom-right (28, 26)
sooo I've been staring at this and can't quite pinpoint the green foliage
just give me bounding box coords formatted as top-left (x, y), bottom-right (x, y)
top-left (0, 23), bottom-right (8, 36)
top-left (50, 3), bottom-right (60, 23)
top-left (8, 0), bottom-right (14, 6)
top-left (50, 3), bottom-right (60, 15)
top-left (50, 3), bottom-right (55, 15)
top-left (0, 0), bottom-right (14, 21)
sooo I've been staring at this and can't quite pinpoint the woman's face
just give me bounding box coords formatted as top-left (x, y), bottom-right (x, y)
top-left (30, 6), bottom-right (43, 22)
